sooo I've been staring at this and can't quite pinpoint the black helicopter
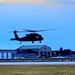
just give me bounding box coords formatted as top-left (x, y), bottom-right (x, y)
top-left (10, 28), bottom-right (58, 44)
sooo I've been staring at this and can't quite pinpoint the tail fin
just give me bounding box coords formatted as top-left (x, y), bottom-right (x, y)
top-left (13, 30), bottom-right (19, 39)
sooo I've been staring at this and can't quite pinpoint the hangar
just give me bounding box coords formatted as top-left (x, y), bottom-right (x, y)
top-left (16, 45), bottom-right (52, 58)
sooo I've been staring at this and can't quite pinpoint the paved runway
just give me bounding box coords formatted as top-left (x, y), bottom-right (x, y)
top-left (0, 62), bottom-right (75, 65)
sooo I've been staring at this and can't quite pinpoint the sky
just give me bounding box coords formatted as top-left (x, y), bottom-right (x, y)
top-left (0, 0), bottom-right (75, 50)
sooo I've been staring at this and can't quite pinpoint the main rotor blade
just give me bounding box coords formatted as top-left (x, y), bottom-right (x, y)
top-left (23, 28), bottom-right (59, 32)
top-left (9, 30), bottom-right (25, 33)
top-left (10, 28), bottom-right (59, 33)
top-left (34, 28), bottom-right (59, 32)
top-left (23, 29), bottom-right (36, 32)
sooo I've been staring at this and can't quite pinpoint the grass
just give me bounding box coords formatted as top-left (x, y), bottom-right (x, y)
top-left (0, 65), bottom-right (75, 75)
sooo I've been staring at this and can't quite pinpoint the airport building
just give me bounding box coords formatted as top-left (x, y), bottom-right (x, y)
top-left (0, 45), bottom-right (52, 59)
top-left (0, 49), bottom-right (16, 59)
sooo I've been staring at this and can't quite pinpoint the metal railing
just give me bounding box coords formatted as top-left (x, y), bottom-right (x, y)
top-left (0, 57), bottom-right (75, 62)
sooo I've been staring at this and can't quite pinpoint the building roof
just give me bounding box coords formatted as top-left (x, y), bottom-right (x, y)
top-left (17, 45), bottom-right (45, 50)
top-left (0, 49), bottom-right (15, 51)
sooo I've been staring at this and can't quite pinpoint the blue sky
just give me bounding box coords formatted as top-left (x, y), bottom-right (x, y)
top-left (0, 0), bottom-right (75, 50)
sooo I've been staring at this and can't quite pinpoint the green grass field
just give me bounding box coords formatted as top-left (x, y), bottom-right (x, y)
top-left (0, 65), bottom-right (75, 75)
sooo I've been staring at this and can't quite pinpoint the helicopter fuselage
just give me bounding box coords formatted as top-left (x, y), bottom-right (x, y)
top-left (10, 31), bottom-right (43, 43)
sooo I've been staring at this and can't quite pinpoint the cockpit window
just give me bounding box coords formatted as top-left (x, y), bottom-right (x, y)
top-left (36, 36), bottom-right (39, 38)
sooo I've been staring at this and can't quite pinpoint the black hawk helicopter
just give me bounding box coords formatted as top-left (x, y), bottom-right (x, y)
top-left (10, 28), bottom-right (58, 44)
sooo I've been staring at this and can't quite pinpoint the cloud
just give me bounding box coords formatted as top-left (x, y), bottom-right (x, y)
top-left (59, 0), bottom-right (75, 7)
top-left (0, 0), bottom-right (75, 7)
top-left (0, 0), bottom-right (61, 8)
top-left (0, 0), bottom-right (53, 5)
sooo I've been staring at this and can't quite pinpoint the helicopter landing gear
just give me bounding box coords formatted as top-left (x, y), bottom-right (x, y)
top-left (20, 42), bottom-right (22, 45)
top-left (39, 41), bottom-right (41, 43)
top-left (32, 41), bottom-right (34, 43)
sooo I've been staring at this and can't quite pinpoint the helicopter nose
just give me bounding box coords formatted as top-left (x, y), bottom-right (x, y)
top-left (41, 37), bottom-right (44, 40)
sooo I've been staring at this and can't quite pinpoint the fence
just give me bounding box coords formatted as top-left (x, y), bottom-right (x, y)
top-left (0, 57), bottom-right (75, 62)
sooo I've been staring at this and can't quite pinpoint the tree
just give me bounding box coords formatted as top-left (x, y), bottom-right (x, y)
top-left (59, 47), bottom-right (63, 52)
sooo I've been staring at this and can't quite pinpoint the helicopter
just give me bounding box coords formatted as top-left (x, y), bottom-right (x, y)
top-left (10, 28), bottom-right (58, 44)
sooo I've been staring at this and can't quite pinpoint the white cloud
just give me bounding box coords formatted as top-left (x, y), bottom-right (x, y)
top-left (0, 0), bottom-right (53, 4)
top-left (0, 0), bottom-right (75, 7)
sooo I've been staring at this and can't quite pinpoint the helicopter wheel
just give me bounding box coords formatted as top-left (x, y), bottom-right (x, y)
top-left (32, 41), bottom-right (34, 43)
top-left (39, 41), bottom-right (41, 43)
top-left (20, 42), bottom-right (22, 45)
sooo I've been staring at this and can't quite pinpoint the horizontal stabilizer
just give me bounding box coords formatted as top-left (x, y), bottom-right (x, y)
top-left (10, 38), bottom-right (17, 40)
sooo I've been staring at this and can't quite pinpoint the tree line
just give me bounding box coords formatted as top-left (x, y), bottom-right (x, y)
top-left (52, 47), bottom-right (75, 57)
